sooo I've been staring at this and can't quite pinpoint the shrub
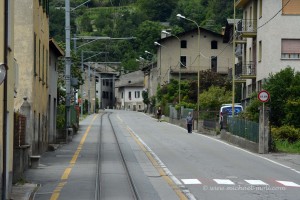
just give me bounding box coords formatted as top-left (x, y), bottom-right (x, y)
top-left (271, 125), bottom-right (300, 143)
top-left (56, 105), bottom-right (65, 129)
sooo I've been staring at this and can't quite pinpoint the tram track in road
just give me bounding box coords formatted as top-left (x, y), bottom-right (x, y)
top-left (96, 112), bottom-right (139, 200)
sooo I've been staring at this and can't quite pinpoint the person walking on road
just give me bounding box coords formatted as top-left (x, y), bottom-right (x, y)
top-left (186, 112), bottom-right (193, 133)
top-left (157, 106), bottom-right (162, 122)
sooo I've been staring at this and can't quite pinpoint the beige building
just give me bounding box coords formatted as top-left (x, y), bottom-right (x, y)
top-left (48, 39), bottom-right (64, 144)
top-left (81, 63), bottom-right (97, 114)
top-left (155, 28), bottom-right (233, 95)
top-left (0, 0), bottom-right (15, 198)
top-left (14, 0), bottom-right (50, 155)
top-left (115, 71), bottom-right (145, 111)
top-left (230, 0), bottom-right (300, 105)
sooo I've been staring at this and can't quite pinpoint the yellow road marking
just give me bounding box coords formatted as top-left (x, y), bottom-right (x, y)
top-left (50, 114), bottom-right (98, 200)
top-left (125, 126), bottom-right (188, 200)
top-left (61, 168), bottom-right (72, 180)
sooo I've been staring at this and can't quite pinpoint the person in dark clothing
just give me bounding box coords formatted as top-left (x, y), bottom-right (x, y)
top-left (186, 112), bottom-right (193, 133)
top-left (157, 106), bottom-right (162, 122)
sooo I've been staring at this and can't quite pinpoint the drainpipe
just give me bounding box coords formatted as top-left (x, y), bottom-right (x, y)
top-left (2, 0), bottom-right (9, 199)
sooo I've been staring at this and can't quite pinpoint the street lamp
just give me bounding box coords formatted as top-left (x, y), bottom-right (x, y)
top-left (177, 13), bottom-right (201, 130)
top-left (154, 42), bottom-right (164, 85)
top-left (162, 30), bottom-right (182, 105)
top-left (145, 51), bottom-right (155, 97)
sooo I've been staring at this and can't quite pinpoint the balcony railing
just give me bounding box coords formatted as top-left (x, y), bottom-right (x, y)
top-left (228, 62), bottom-right (256, 81)
top-left (237, 19), bottom-right (257, 37)
top-left (236, 62), bottom-right (256, 78)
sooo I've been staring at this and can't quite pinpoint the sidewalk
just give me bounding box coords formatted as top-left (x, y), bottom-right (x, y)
top-left (10, 183), bottom-right (38, 200)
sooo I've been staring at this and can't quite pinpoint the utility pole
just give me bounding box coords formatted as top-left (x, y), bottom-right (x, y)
top-left (65, 0), bottom-right (71, 129)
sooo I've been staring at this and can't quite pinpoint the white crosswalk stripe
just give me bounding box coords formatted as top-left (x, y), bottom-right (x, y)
top-left (181, 179), bottom-right (202, 184)
top-left (245, 180), bottom-right (268, 185)
top-left (213, 179), bottom-right (235, 185)
top-left (276, 181), bottom-right (300, 187)
top-left (180, 178), bottom-right (300, 188)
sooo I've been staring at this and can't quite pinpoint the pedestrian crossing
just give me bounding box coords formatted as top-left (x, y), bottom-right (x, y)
top-left (181, 178), bottom-right (300, 188)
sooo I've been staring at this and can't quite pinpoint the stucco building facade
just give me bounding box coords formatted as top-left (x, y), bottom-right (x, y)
top-left (14, 0), bottom-right (50, 155)
top-left (115, 71), bottom-right (145, 111)
top-left (153, 28), bottom-right (233, 99)
top-left (232, 0), bottom-right (300, 105)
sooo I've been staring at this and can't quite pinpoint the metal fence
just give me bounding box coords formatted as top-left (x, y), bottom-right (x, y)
top-left (227, 117), bottom-right (259, 143)
top-left (201, 110), bottom-right (218, 129)
top-left (169, 105), bottom-right (193, 119)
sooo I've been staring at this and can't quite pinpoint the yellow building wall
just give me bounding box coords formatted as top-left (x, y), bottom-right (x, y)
top-left (0, 0), bottom-right (15, 197)
top-left (14, 0), bottom-right (50, 154)
top-left (0, 1), bottom-right (4, 190)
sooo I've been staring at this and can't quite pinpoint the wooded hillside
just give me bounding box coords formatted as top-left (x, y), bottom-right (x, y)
top-left (50, 0), bottom-right (239, 72)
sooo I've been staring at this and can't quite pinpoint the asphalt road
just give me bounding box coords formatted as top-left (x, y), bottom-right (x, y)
top-left (116, 110), bottom-right (300, 200)
top-left (26, 110), bottom-right (300, 200)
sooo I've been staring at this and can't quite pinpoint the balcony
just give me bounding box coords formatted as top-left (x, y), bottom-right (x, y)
top-left (235, 62), bottom-right (256, 79)
top-left (237, 19), bottom-right (257, 38)
top-left (235, 0), bottom-right (251, 8)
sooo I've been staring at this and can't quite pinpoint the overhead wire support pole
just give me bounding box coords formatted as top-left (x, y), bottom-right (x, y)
top-left (232, 0), bottom-right (236, 117)
top-left (65, 0), bottom-right (71, 129)
top-left (66, 0), bottom-right (94, 123)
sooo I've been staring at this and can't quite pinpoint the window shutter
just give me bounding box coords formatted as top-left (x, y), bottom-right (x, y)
top-left (282, 0), bottom-right (300, 15)
top-left (282, 39), bottom-right (300, 53)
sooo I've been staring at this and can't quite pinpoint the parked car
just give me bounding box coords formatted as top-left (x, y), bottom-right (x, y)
top-left (219, 104), bottom-right (243, 130)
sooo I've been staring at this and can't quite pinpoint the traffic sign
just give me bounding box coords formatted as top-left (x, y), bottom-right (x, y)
top-left (258, 90), bottom-right (270, 102)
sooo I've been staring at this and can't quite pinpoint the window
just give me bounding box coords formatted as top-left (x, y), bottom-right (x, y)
top-left (128, 91), bottom-right (131, 100)
top-left (282, 0), bottom-right (300, 15)
top-left (259, 0), bottom-right (262, 18)
top-left (180, 56), bottom-right (186, 68)
top-left (281, 39), bottom-right (300, 59)
top-left (42, 45), bottom-right (45, 83)
top-left (7, 0), bottom-right (12, 49)
top-left (211, 56), bottom-right (217, 72)
top-left (121, 92), bottom-right (123, 98)
top-left (135, 91), bottom-right (140, 98)
top-left (257, 80), bottom-right (262, 92)
top-left (250, 6), bottom-right (252, 27)
top-left (34, 33), bottom-right (37, 76)
top-left (46, 50), bottom-right (48, 85)
top-left (259, 41), bottom-right (262, 62)
top-left (181, 40), bottom-right (187, 48)
top-left (211, 41), bottom-right (218, 49)
top-left (39, 40), bottom-right (41, 78)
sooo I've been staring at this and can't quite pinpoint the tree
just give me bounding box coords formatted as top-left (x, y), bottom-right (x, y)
top-left (264, 67), bottom-right (300, 128)
top-left (80, 13), bottom-right (93, 33)
top-left (199, 86), bottom-right (231, 110)
top-left (199, 70), bottom-right (231, 93)
top-left (134, 20), bottom-right (164, 55)
top-left (169, 0), bottom-right (206, 31)
top-left (137, 0), bottom-right (177, 21)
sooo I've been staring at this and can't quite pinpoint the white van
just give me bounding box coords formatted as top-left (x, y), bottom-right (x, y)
top-left (219, 104), bottom-right (243, 129)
